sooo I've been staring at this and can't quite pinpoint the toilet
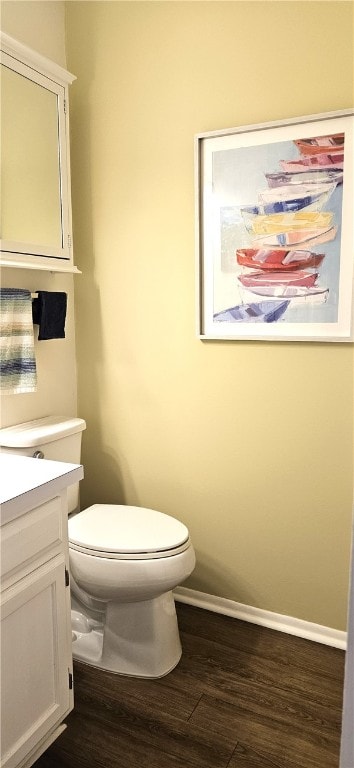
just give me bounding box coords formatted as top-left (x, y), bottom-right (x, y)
top-left (0, 416), bottom-right (196, 678)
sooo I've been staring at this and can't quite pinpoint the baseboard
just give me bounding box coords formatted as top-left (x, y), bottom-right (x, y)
top-left (174, 587), bottom-right (347, 651)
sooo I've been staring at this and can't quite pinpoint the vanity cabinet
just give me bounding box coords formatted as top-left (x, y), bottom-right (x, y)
top-left (0, 32), bottom-right (79, 273)
top-left (0, 456), bottom-right (83, 768)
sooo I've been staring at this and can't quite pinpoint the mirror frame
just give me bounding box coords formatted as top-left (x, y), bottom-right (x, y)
top-left (0, 33), bottom-right (79, 273)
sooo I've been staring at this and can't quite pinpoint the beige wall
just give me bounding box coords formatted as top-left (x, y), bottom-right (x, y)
top-left (66, 0), bottom-right (354, 630)
top-left (0, 1), bottom-right (78, 428)
top-left (1, 1), bottom-right (66, 66)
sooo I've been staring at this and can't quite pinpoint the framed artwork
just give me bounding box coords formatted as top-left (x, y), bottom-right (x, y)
top-left (196, 110), bottom-right (354, 341)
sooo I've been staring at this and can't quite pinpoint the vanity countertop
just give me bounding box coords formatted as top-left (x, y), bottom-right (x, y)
top-left (0, 454), bottom-right (83, 525)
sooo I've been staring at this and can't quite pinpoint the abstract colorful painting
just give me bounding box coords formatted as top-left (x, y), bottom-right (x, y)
top-left (196, 111), bottom-right (353, 341)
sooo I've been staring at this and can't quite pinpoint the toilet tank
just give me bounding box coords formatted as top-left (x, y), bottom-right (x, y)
top-left (0, 416), bottom-right (86, 513)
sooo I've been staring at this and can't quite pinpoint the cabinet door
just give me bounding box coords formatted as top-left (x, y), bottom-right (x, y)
top-left (1, 555), bottom-right (72, 768)
top-left (0, 32), bottom-right (78, 273)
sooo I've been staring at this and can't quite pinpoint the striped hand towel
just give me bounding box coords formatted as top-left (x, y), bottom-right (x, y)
top-left (0, 288), bottom-right (37, 394)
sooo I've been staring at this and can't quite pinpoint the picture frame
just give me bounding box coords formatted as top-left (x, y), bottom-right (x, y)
top-left (196, 109), bottom-right (354, 342)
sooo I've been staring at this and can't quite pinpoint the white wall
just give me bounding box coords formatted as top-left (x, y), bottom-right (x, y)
top-left (0, 1), bottom-right (78, 428)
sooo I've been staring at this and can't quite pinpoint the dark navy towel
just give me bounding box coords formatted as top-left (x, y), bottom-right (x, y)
top-left (32, 291), bottom-right (67, 340)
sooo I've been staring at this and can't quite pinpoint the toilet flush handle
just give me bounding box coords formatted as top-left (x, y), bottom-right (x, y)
top-left (32, 450), bottom-right (44, 459)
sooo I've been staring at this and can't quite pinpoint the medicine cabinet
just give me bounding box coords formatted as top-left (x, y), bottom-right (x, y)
top-left (0, 33), bottom-right (80, 273)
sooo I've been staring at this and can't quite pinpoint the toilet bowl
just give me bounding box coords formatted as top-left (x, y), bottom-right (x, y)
top-left (0, 416), bottom-right (196, 679)
top-left (68, 504), bottom-right (196, 678)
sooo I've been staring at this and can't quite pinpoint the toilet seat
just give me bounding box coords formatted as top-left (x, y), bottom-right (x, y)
top-left (68, 504), bottom-right (191, 560)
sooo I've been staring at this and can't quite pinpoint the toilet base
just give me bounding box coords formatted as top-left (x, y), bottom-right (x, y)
top-left (71, 590), bottom-right (182, 678)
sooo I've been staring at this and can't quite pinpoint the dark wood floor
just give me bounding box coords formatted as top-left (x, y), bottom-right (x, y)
top-left (35, 602), bottom-right (345, 768)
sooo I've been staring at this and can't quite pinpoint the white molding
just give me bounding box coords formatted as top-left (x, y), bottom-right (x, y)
top-left (174, 587), bottom-right (347, 650)
top-left (0, 32), bottom-right (76, 85)
top-left (0, 255), bottom-right (81, 274)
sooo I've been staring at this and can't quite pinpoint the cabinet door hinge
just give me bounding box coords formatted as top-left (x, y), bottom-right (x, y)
top-left (64, 99), bottom-right (67, 114)
top-left (67, 233), bottom-right (72, 249)
top-left (65, 567), bottom-right (70, 587)
top-left (68, 671), bottom-right (73, 690)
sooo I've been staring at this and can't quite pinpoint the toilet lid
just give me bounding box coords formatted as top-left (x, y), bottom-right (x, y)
top-left (68, 504), bottom-right (189, 556)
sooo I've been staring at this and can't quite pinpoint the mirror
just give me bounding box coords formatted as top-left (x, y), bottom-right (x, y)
top-left (0, 33), bottom-right (77, 272)
top-left (1, 65), bottom-right (62, 249)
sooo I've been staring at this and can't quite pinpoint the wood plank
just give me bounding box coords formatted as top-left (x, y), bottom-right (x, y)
top-left (190, 694), bottom-right (340, 768)
top-left (33, 603), bottom-right (344, 768)
top-left (187, 673), bottom-right (342, 741)
top-left (37, 709), bottom-right (201, 768)
top-left (177, 603), bottom-right (345, 680)
top-left (175, 628), bottom-right (344, 711)
top-left (229, 742), bottom-right (283, 768)
top-left (72, 685), bottom-right (236, 768)
top-left (73, 659), bottom-right (201, 721)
